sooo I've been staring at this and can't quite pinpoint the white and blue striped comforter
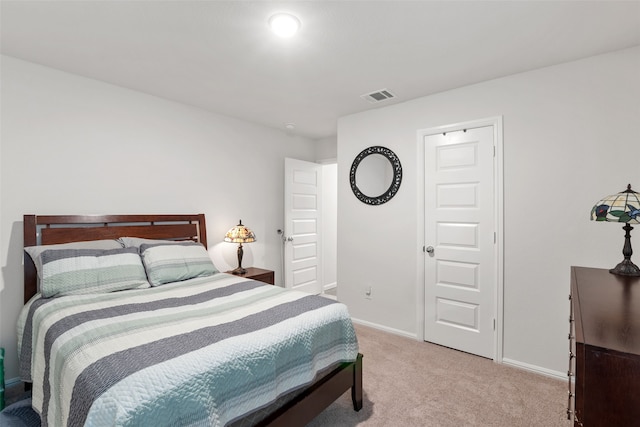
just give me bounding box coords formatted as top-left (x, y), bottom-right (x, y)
top-left (17, 273), bottom-right (359, 427)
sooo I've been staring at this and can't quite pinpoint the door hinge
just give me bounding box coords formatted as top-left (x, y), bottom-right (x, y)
top-left (494, 232), bottom-right (496, 244)
top-left (493, 318), bottom-right (496, 330)
top-left (493, 146), bottom-right (496, 157)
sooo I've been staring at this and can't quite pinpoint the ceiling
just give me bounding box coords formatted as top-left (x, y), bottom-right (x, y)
top-left (2, 1), bottom-right (639, 140)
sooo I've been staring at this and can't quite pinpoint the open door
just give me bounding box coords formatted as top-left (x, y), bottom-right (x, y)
top-left (284, 158), bottom-right (323, 294)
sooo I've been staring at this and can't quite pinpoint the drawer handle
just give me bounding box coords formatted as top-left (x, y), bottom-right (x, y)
top-left (566, 316), bottom-right (575, 422)
top-left (567, 393), bottom-right (574, 420)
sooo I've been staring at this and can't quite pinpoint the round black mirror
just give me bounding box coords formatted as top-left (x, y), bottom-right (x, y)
top-left (350, 146), bottom-right (402, 205)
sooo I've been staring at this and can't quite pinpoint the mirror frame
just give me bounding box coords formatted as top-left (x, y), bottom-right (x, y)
top-left (349, 146), bottom-right (402, 205)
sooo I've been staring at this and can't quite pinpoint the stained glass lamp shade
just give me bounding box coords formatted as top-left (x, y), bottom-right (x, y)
top-left (591, 184), bottom-right (640, 276)
top-left (224, 220), bottom-right (256, 274)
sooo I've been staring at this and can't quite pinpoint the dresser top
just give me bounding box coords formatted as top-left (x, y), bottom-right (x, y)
top-left (572, 266), bottom-right (640, 354)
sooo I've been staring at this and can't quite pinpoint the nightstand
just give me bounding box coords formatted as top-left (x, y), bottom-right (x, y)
top-left (226, 267), bottom-right (274, 285)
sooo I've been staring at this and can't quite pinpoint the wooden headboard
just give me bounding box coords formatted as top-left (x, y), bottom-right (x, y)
top-left (23, 214), bottom-right (207, 303)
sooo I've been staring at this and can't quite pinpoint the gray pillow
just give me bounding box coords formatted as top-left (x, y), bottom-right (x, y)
top-left (38, 247), bottom-right (150, 298)
top-left (118, 237), bottom-right (178, 248)
top-left (140, 242), bottom-right (218, 286)
top-left (25, 239), bottom-right (124, 282)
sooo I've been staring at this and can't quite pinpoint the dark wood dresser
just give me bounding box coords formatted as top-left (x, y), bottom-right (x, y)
top-left (569, 266), bottom-right (640, 426)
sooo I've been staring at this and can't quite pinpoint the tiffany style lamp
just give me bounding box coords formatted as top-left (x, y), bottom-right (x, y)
top-left (224, 220), bottom-right (256, 274)
top-left (591, 184), bottom-right (640, 276)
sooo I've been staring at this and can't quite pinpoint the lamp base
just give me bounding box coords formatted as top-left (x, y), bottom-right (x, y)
top-left (610, 259), bottom-right (640, 277)
top-left (231, 243), bottom-right (246, 275)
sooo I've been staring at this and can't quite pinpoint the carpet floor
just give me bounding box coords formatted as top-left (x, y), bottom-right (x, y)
top-left (308, 324), bottom-right (569, 426)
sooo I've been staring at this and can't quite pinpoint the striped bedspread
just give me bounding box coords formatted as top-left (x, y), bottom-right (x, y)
top-left (17, 273), bottom-right (359, 426)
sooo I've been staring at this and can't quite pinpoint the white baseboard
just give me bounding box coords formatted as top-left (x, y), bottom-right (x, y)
top-left (502, 357), bottom-right (565, 381)
top-left (351, 317), bottom-right (418, 340)
top-left (323, 282), bottom-right (337, 291)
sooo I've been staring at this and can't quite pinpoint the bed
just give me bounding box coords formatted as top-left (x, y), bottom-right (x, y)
top-left (18, 214), bottom-right (362, 426)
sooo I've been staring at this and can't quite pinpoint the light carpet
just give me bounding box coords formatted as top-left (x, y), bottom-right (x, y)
top-left (308, 324), bottom-right (569, 426)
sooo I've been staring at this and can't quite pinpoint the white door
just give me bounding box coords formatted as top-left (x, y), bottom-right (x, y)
top-left (424, 126), bottom-right (496, 358)
top-left (284, 158), bottom-right (323, 294)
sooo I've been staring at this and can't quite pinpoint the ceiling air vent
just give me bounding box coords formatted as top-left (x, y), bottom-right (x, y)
top-left (361, 88), bottom-right (396, 103)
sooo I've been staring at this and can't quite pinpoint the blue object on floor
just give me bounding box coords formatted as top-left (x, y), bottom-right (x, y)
top-left (0, 397), bottom-right (40, 427)
top-left (1, 347), bottom-right (5, 410)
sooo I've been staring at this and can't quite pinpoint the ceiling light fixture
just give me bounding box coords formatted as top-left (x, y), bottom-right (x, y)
top-left (269, 13), bottom-right (301, 38)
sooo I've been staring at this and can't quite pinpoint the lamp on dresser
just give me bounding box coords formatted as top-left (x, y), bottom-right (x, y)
top-left (224, 220), bottom-right (256, 275)
top-left (591, 184), bottom-right (640, 277)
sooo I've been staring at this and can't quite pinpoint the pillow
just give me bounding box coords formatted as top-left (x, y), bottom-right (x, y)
top-left (140, 242), bottom-right (218, 286)
top-left (119, 237), bottom-right (179, 248)
top-left (38, 247), bottom-right (150, 298)
top-left (25, 239), bottom-right (124, 282)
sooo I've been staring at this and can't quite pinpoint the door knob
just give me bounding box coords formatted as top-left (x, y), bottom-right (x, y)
top-left (287, 237), bottom-right (294, 242)
top-left (425, 246), bottom-right (434, 254)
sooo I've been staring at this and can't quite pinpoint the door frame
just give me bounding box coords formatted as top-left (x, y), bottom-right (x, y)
top-left (416, 116), bottom-right (504, 362)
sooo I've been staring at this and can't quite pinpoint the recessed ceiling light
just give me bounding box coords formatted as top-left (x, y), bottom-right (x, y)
top-left (269, 13), bottom-right (301, 38)
top-left (284, 123), bottom-right (296, 134)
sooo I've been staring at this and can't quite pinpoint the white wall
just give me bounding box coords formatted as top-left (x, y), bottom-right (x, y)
top-left (337, 46), bottom-right (640, 375)
top-left (321, 163), bottom-right (337, 291)
top-left (315, 136), bottom-right (337, 161)
top-left (0, 56), bottom-right (317, 381)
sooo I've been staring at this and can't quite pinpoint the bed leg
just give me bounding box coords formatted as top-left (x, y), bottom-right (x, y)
top-left (351, 353), bottom-right (363, 411)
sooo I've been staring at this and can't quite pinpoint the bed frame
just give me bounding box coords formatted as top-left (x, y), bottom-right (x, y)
top-left (22, 213), bottom-right (363, 427)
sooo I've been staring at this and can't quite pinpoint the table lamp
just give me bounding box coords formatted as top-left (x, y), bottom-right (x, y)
top-left (591, 184), bottom-right (640, 276)
top-left (224, 220), bottom-right (256, 274)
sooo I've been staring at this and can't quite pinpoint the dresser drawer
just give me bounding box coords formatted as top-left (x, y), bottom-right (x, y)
top-left (249, 271), bottom-right (275, 285)
top-left (227, 267), bottom-right (275, 285)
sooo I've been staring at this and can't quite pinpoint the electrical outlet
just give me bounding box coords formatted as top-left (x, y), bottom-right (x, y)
top-left (365, 286), bottom-right (372, 300)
